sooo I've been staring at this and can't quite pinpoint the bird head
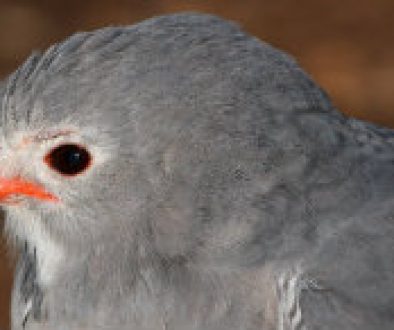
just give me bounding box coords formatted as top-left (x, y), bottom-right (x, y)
top-left (0, 28), bottom-right (152, 254)
top-left (1, 14), bottom-right (333, 266)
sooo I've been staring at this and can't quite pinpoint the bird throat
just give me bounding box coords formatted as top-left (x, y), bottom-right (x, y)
top-left (6, 209), bottom-right (65, 286)
top-left (19, 243), bottom-right (45, 328)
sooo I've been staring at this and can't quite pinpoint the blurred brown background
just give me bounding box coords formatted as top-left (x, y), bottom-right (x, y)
top-left (0, 0), bottom-right (393, 328)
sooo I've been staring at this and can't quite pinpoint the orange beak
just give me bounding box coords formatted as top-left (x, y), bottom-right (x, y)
top-left (0, 177), bottom-right (59, 203)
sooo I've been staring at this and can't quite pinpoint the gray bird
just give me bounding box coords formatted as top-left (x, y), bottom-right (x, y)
top-left (1, 13), bottom-right (393, 330)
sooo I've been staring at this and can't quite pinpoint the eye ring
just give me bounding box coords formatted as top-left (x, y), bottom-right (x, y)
top-left (44, 143), bottom-right (92, 176)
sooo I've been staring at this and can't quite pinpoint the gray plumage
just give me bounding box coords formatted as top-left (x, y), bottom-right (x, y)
top-left (1, 13), bottom-right (393, 330)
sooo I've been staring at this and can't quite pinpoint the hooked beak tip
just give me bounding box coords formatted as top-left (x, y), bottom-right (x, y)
top-left (0, 177), bottom-right (59, 204)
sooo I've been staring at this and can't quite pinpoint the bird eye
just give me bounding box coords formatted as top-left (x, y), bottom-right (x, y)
top-left (45, 144), bottom-right (92, 176)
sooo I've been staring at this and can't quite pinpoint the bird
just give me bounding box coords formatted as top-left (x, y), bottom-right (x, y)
top-left (1, 12), bottom-right (393, 330)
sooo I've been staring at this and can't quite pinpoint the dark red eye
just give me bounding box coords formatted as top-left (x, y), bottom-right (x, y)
top-left (45, 144), bottom-right (92, 176)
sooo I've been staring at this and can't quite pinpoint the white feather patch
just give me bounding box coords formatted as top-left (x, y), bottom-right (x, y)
top-left (277, 268), bottom-right (307, 330)
top-left (6, 208), bottom-right (64, 287)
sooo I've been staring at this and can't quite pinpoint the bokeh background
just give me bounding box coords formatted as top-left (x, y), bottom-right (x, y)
top-left (0, 0), bottom-right (393, 328)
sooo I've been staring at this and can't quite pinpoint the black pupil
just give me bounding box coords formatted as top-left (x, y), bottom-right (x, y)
top-left (47, 144), bottom-right (91, 175)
